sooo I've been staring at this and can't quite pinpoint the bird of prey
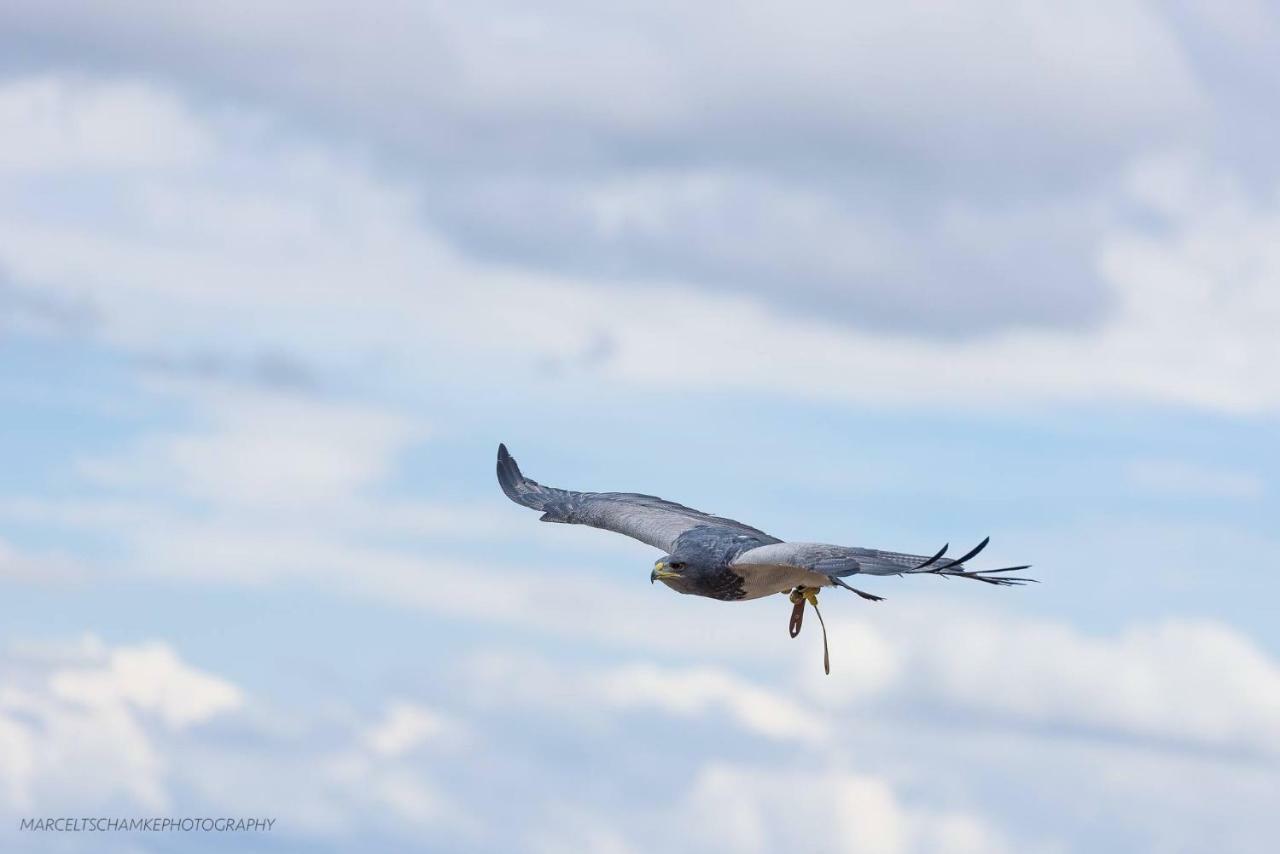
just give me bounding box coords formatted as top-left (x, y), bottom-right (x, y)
top-left (496, 444), bottom-right (1033, 673)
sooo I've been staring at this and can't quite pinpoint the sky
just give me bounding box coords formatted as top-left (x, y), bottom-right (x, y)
top-left (1, 2), bottom-right (1279, 852)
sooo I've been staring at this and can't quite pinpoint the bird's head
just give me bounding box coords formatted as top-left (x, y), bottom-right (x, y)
top-left (650, 555), bottom-right (684, 585)
top-left (650, 551), bottom-right (707, 593)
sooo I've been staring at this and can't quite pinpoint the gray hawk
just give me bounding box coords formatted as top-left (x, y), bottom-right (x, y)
top-left (497, 444), bottom-right (1033, 673)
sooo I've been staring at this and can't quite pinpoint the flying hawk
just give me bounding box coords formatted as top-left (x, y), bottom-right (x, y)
top-left (496, 444), bottom-right (1033, 673)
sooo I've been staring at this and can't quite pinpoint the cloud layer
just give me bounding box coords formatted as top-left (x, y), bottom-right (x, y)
top-left (2, 74), bottom-right (1279, 413)
top-left (0, 0), bottom-right (1234, 335)
top-left (3, 6), bottom-right (1279, 853)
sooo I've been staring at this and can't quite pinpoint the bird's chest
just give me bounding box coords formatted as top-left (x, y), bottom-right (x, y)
top-left (734, 564), bottom-right (830, 600)
top-left (691, 569), bottom-right (748, 601)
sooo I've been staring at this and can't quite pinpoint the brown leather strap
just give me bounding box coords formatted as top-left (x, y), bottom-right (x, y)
top-left (786, 586), bottom-right (830, 673)
top-left (811, 599), bottom-right (830, 675)
top-left (788, 597), bottom-right (805, 638)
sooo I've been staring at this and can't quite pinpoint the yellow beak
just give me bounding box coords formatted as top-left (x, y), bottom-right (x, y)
top-left (651, 561), bottom-right (682, 583)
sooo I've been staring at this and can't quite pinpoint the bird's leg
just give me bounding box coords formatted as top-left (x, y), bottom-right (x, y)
top-left (829, 576), bottom-right (885, 601)
top-left (787, 586), bottom-right (831, 675)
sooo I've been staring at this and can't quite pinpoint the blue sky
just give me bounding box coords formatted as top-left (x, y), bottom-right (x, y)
top-left (2, 3), bottom-right (1279, 852)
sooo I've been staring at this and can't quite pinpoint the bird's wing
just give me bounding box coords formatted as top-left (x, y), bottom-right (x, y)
top-left (497, 444), bottom-right (777, 552)
top-left (731, 538), bottom-right (1033, 586)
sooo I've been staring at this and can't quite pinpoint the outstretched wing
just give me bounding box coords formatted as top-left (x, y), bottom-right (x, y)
top-left (496, 444), bottom-right (777, 552)
top-left (731, 537), bottom-right (1034, 586)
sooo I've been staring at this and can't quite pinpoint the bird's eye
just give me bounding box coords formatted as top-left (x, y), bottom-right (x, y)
top-left (669, 561), bottom-right (685, 570)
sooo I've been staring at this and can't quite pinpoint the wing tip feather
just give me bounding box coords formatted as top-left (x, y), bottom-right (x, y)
top-left (496, 442), bottom-right (527, 503)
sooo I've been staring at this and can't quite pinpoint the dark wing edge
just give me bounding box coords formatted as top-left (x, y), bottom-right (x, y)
top-left (733, 537), bottom-right (1035, 587)
top-left (496, 442), bottom-right (567, 513)
top-left (495, 443), bottom-right (777, 551)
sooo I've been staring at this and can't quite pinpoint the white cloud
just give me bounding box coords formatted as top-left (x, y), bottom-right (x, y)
top-left (0, 635), bottom-right (477, 843)
top-left (805, 607), bottom-right (1280, 758)
top-left (598, 662), bottom-right (827, 742)
top-left (441, 555), bottom-right (1280, 776)
top-left (461, 650), bottom-right (824, 743)
top-left (0, 75), bottom-right (1276, 413)
top-left (0, 2), bottom-right (1201, 156)
top-left (78, 381), bottom-right (421, 509)
top-left (0, 635), bottom-right (241, 812)
top-left (363, 701), bottom-right (458, 757)
top-left (315, 750), bottom-right (450, 827)
top-left (0, 620), bottom-right (1275, 853)
top-left (1, 2), bottom-right (1219, 337)
top-left (458, 598), bottom-right (1280, 763)
top-left (0, 74), bottom-right (209, 173)
top-left (48, 640), bottom-right (243, 729)
top-left (680, 763), bottom-right (1009, 854)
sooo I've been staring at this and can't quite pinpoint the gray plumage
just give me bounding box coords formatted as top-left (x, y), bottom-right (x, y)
top-left (496, 443), bottom-right (1033, 602)
top-left (496, 443), bottom-right (774, 551)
